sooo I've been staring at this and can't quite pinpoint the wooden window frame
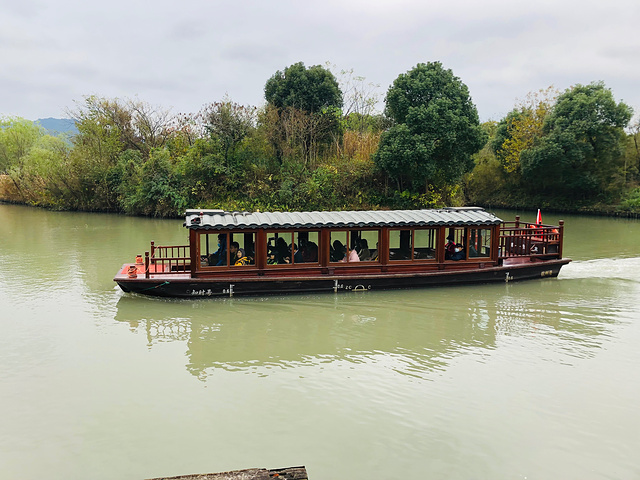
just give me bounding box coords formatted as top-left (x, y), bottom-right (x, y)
top-left (264, 229), bottom-right (322, 268)
top-left (467, 227), bottom-right (492, 259)
top-left (195, 231), bottom-right (258, 271)
top-left (388, 228), bottom-right (439, 263)
top-left (328, 229), bottom-right (381, 264)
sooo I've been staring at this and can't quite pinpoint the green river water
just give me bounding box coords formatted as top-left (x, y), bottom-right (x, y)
top-left (1, 204), bottom-right (639, 479)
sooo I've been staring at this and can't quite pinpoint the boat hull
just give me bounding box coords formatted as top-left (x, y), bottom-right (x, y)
top-left (115, 258), bottom-right (571, 298)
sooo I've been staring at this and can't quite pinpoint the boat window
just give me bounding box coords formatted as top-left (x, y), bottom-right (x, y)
top-left (444, 228), bottom-right (466, 261)
top-left (389, 229), bottom-right (412, 261)
top-left (266, 231), bottom-right (320, 265)
top-left (354, 230), bottom-right (379, 262)
top-left (266, 231), bottom-right (293, 265)
top-left (199, 232), bottom-right (256, 267)
top-left (330, 230), bottom-right (379, 263)
top-left (200, 232), bottom-right (229, 267)
top-left (468, 228), bottom-right (491, 258)
top-left (293, 231), bottom-right (320, 264)
top-left (413, 228), bottom-right (437, 260)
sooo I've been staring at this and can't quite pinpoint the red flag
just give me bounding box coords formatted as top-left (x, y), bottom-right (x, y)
top-left (536, 209), bottom-right (542, 225)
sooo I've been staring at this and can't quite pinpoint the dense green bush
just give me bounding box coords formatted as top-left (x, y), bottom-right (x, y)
top-left (2, 71), bottom-right (639, 216)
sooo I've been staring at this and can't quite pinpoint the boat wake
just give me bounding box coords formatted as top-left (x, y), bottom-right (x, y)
top-left (560, 256), bottom-right (640, 283)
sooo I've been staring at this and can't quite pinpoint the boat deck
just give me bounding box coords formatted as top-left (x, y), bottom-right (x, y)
top-left (115, 264), bottom-right (191, 280)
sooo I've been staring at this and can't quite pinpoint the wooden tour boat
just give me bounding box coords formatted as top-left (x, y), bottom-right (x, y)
top-left (114, 207), bottom-right (571, 298)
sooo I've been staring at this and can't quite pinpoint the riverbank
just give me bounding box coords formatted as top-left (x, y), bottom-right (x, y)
top-left (4, 173), bottom-right (639, 219)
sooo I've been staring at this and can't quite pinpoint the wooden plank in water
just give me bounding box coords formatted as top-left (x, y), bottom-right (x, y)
top-left (147, 466), bottom-right (308, 480)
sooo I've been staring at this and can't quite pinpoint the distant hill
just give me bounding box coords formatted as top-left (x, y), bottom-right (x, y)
top-left (36, 117), bottom-right (78, 135)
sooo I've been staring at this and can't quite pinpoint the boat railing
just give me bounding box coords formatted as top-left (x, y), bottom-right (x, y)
top-left (498, 220), bottom-right (564, 260)
top-left (145, 242), bottom-right (191, 277)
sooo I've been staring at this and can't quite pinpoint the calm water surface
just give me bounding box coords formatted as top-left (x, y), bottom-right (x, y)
top-left (1, 204), bottom-right (639, 479)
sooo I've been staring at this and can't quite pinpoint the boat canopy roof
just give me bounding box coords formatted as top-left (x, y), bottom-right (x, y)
top-left (184, 207), bottom-right (502, 231)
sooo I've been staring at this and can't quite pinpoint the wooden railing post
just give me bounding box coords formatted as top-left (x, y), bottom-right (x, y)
top-left (145, 251), bottom-right (150, 279)
top-left (515, 215), bottom-right (520, 228)
top-left (558, 220), bottom-right (564, 258)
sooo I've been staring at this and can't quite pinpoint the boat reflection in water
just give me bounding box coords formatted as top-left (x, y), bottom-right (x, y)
top-left (113, 273), bottom-right (620, 381)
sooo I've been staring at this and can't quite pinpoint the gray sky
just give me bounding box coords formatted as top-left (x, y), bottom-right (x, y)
top-left (2, 0), bottom-right (639, 122)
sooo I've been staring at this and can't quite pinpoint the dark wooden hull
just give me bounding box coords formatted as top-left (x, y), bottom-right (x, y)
top-left (115, 258), bottom-right (571, 298)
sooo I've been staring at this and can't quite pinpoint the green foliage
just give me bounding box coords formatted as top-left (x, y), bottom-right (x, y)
top-left (342, 113), bottom-right (390, 134)
top-left (465, 122), bottom-right (509, 204)
top-left (619, 187), bottom-right (640, 211)
top-left (373, 124), bottom-right (428, 190)
top-left (0, 117), bottom-right (44, 173)
top-left (265, 62), bottom-right (342, 113)
top-left (469, 83), bottom-right (636, 209)
top-left (6, 74), bottom-right (639, 217)
top-left (492, 109), bottom-right (526, 171)
top-left (119, 148), bottom-right (188, 216)
top-left (622, 120), bottom-right (640, 185)
top-left (7, 134), bottom-right (82, 209)
top-left (263, 62), bottom-right (345, 166)
top-left (203, 100), bottom-right (256, 163)
top-left (374, 62), bottom-right (487, 192)
top-left (491, 87), bottom-right (557, 174)
top-left (520, 82), bottom-right (632, 199)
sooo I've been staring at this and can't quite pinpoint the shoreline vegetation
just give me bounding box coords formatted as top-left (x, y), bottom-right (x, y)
top-left (1, 62), bottom-right (639, 218)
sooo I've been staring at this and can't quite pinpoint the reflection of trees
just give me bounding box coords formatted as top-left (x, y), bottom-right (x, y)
top-left (114, 291), bottom-right (501, 380)
top-left (113, 277), bottom-right (630, 380)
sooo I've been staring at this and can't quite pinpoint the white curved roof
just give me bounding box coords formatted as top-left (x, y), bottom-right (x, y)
top-left (184, 207), bottom-right (502, 230)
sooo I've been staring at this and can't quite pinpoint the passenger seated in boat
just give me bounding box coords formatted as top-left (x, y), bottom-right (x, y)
top-left (357, 238), bottom-right (371, 261)
top-left (296, 239), bottom-right (307, 262)
top-left (449, 243), bottom-right (465, 261)
top-left (234, 247), bottom-right (251, 266)
top-left (370, 242), bottom-right (379, 261)
top-left (292, 243), bottom-right (304, 264)
top-left (445, 234), bottom-right (456, 260)
top-left (229, 241), bottom-right (245, 262)
top-left (268, 237), bottom-right (289, 264)
top-left (338, 245), bottom-right (359, 263)
top-left (209, 233), bottom-right (227, 266)
top-left (331, 240), bottom-right (344, 262)
top-left (302, 241), bottom-right (318, 263)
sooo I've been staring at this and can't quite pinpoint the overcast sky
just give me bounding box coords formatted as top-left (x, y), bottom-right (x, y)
top-left (1, 0), bottom-right (639, 122)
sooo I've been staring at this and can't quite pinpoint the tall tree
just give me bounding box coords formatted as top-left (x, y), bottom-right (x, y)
top-left (68, 95), bottom-right (173, 161)
top-left (0, 117), bottom-right (44, 173)
top-left (520, 82), bottom-right (633, 198)
top-left (202, 99), bottom-right (256, 164)
top-left (492, 86), bottom-right (558, 174)
top-left (373, 62), bottom-right (487, 192)
top-left (265, 62), bottom-right (342, 113)
top-left (264, 62), bottom-right (343, 164)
